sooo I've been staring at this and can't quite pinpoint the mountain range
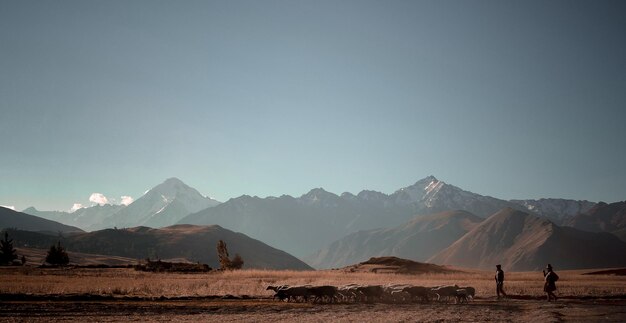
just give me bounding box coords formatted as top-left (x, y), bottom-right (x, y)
top-left (9, 176), bottom-right (626, 271)
top-left (21, 178), bottom-right (220, 231)
top-left (178, 176), bottom-right (533, 257)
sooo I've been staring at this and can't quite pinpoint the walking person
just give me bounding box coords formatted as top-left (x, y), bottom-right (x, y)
top-left (495, 264), bottom-right (507, 299)
top-left (543, 264), bottom-right (559, 301)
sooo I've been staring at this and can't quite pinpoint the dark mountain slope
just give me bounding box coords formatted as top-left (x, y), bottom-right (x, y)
top-left (566, 201), bottom-right (626, 240)
top-left (0, 207), bottom-right (83, 233)
top-left (429, 208), bottom-right (626, 270)
top-left (306, 210), bottom-right (482, 269)
top-left (4, 224), bottom-right (311, 270)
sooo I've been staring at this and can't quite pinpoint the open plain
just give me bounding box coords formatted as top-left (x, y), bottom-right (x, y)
top-left (1, 267), bottom-right (625, 322)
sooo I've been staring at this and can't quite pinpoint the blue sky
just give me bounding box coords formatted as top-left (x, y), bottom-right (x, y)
top-left (1, 0), bottom-right (625, 211)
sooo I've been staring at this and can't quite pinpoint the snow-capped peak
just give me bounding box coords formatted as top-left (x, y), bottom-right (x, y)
top-left (425, 180), bottom-right (444, 195)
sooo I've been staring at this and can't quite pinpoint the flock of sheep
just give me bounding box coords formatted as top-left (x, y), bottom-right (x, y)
top-left (266, 284), bottom-right (476, 304)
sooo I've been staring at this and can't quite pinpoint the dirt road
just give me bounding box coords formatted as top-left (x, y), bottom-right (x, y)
top-left (1, 297), bottom-right (625, 322)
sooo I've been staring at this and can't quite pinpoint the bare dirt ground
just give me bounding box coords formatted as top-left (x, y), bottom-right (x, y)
top-left (1, 297), bottom-right (626, 322)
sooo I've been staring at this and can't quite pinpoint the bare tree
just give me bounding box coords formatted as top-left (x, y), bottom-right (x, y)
top-left (216, 240), bottom-right (243, 270)
top-left (217, 240), bottom-right (231, 270)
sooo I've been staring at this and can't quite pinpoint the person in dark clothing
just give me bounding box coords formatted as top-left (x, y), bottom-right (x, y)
top-left (495, 264), bottom-right (507, 299)
top-left (543, 264), bottom-right (559, 301)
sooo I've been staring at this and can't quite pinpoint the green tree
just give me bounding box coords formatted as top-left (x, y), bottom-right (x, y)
top-left (0, 232), bottom-right (18, 265)
top-left (45, 241), bottom-right (69, 265)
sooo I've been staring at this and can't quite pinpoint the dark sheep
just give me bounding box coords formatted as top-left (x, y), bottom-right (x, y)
top-left (309, 285), bottom-right (338, 303)
top-left (402, 286), bottom-right (431, 302)
top-left (356, 285), bottom-right (384, 303)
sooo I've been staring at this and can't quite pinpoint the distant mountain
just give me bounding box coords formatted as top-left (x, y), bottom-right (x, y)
top-left (306, 210), bottom-right (483, 269)
top-left (429, 208), bottom-right (626, 271)
top-left (93, 178), bottom-right (220, 230)
top-left (23, 204), bottom-right (125, 231)
top-left (566, 201), bottom-right (626, 241)
top-left (388, 176), bottom-right (522, 217)
top-left (179, 191), bottom-right (412, 257)
top-left (509, 198), bottom-right (596, 225)
top-left (5, 224), bottom-right (312, 270)
top-left (179, 176), bottom-right (525, 257)
top-left (21, 178), bottom-right (220, 231)
top-left (0, 207), bottom-right (83, 233)
top-left (21, 207), bottom-right (68, 223)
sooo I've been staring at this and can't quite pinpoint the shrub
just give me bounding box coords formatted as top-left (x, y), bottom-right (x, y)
top-left (0, 232), bottom-right (18, 265)
top-left (216, 240), bottom-right (244, 270)
top-left (134, 259), bottom-right (212, 273)
top-left (45, 241), bottom-right (69, 265)
top-left (230, 253), bottom-right (244, 269)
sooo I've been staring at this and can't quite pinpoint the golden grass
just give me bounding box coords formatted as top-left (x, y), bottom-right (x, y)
top-left (1, 267), bottom-right (624, 298)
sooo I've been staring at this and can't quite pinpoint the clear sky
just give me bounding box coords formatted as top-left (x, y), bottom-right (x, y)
top-left (1, 0), bottom-right (625, 211)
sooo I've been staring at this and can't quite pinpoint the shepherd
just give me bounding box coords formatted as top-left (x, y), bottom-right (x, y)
top-left (495, 264), bottom-right (507, 299)
top-left (543, 264), bottom-right (559, 302)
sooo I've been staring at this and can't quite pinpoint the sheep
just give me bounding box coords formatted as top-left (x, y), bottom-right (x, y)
top-left (337, 284), bottom-right (361, 303)
top-left (309, 285), bottom-right (338, 303)
top-left (383, 284), bottom-right (412, 303)
top-left (273, 285), bottom-right (312, 302)
top-left (267, 283), bottom-right (473, 305)
top-left (266, 285), bottom-right (289, 301)
top-left (430, 285), bottom-right (459, 302)
top-left (402, 286), bottom-right (431, 302)
top-left (266, 285), bottom-right (289, 292)
top-left (356, 285), bottom-right (385, 303)
top-left (458, 286), bottom-right (476, 300)
top-left (455, 289), bottom-right (468, 304)
top-left (389, 289), bottom-right (411, 303)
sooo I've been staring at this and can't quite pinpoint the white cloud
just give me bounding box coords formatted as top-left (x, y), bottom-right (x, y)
top-left (89, 193), bottom-right (109, 205)
top-left (1, 205), bottom-right (16, 210)
top-left (120, 196), bottom-right (134, 206)
top-left (70, 203), bottom-right (84, 213)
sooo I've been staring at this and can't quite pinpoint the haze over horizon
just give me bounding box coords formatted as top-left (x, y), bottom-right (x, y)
top-left (2, 1), bottom-right (625, 212)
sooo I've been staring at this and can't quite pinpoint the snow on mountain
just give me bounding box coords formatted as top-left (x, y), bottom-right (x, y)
top-left (510, 198), bottom-right (597, 225)
top-left (389, 176), bottom-right (522, 218)
top-left (390, 176), bottom-right (439, 205)
top-left (97, 178), bottom-right (220, 229)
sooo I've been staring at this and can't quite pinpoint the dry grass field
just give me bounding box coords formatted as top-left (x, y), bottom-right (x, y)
top-left (1, 266), bottom-right (625, 322)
